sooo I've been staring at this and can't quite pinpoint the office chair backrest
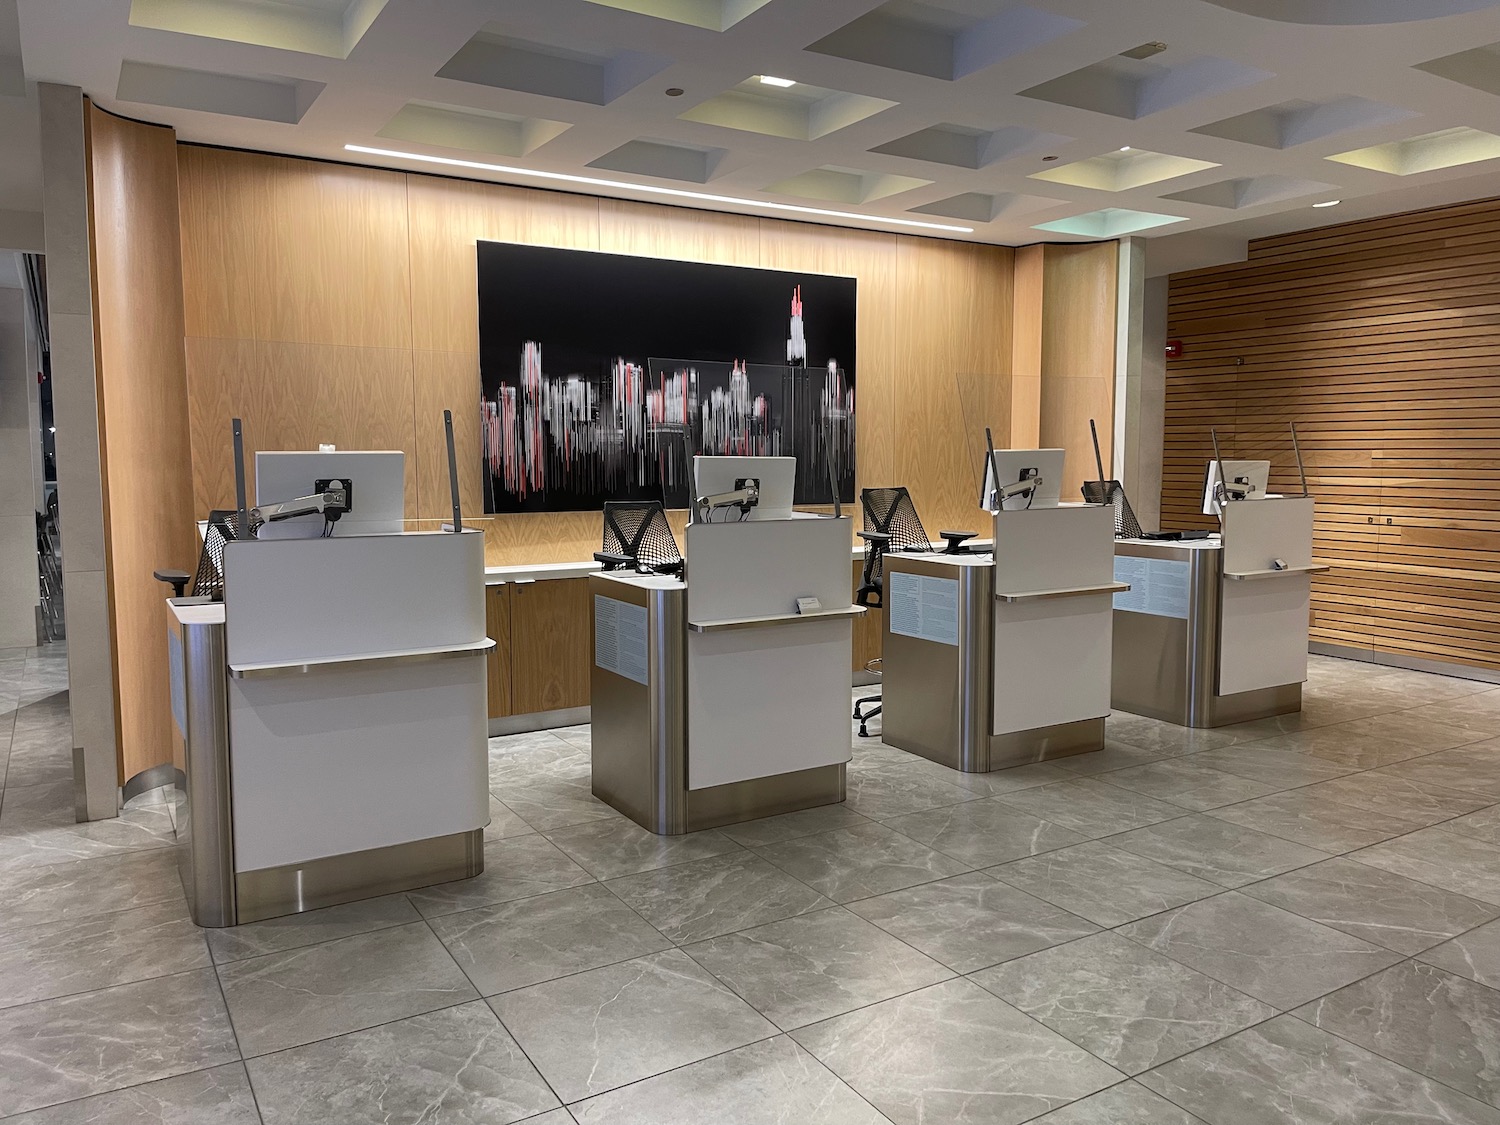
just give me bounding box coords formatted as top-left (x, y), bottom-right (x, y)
top-left (192, 509), bottom-right (252, 601)
top-left (1081, 480), bottom-right (1144, 539)
top-left (862, 487), bottom-right (933, 553)
top-left (600, 500), bottom-right (683, 574)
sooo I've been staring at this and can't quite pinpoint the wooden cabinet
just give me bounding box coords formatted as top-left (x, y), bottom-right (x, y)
top-left (509, 578), bottom-right (593, 715)
top-left (485, 584), bottom-right (512, 719)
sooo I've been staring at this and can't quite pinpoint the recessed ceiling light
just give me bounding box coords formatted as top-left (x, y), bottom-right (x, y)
top-left (758, 75), bottom-right (796, 87)
top-left (1120, 146), bottom-right (1131, 151)
top-left (343, 144), bottom-right (975, 234)
top-left (1312, 199), bottom-right (1341, 207)
top-left (664, 87), bottom-right (684, 97)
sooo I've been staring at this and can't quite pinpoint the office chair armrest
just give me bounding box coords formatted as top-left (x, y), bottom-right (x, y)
top-left (152, 568), bottom-right (190, 598)
top-left (592, 551), bottom-right (635, 571)
top-left (855, 582), bottom-right (882, 609)
top-left (939, 530), bottom-right (976, 553)
top-left (857, 531), bottom-right (892, 544)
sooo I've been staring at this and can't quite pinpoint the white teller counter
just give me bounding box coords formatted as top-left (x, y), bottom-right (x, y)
top-left (166, 529), bottom-right (491, 926)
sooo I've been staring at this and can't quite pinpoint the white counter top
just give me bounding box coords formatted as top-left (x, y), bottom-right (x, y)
top-left (486, 560), bottom-right (603, 584)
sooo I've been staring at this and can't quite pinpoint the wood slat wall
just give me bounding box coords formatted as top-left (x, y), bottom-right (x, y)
top-left (176, 146), bottom-right (1032, 560)
top-left (1163, 194), bottom-right (1500, 673)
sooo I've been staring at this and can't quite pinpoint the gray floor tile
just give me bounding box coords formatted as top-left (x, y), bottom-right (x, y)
top-left (1099, 759), bottom-right (1284, 811)
top-left (1406, 697), bottom-right (1500, 738)
top-left (881, 798), bottom-right (1086, 867)
top-left (1111, 814), bottom-right (1331, 888)
top-left (570, 1035), bottom-right (888, 1125)
top-left (490, 948), bottom-right (776, 1103)
top-left (0, 779), bottom-right (76, 831)
top-left (1208, 789), bottom-right (1425, 853)
top-left (0, 900), bottom-right (209, 1009)
top-left (0, 1063), bottom-right (260, 1125)
top-left (1107, 716), bottom-right (1246, 755)
top-left (1140, 1015), bottom-right (1500, 1125)
top-left (1444, 804), bottom-right (1500, 846)
top-left (497, 778), bottom-right (620, 833)
top-left (487, 735), bottom-right (591, 786)
top-left (0, 804), bottom-right (175, 872)
top-left (1027, 1081), bottom-right (1206, 1124)
top-left (755, 821), bottom-right (970, 904)
top-left (248, 1000), bottom-right (559, 1125)
top-left (1054, 740), bottom-right (1187, 776)
top-left (0, 969), bottom-right (239, 1119)
top-left (685, 906), bottom-right (953, 1030)
top-left (1327, 710), bottom-right (1491, 753)
top-left (974, 931), bottom-right (1275, 1075)
top-left (1119, 892), bottom-right (1402, 1010)
top-left (989, 841), bottom-right (1222, 928)
top-left (1242, 856), bottom-right (1499, 955)
top-left (218, 920), bottom-right (479, 1057)
top-left (1383, 742), bottom-right (1500, 800)
top-left (405, 834), bottom-right (594, 918)
top-left (1352, 827), bottom-right (1500, 906)
top-left (716, 803), bottom-right (871, 848)
top-left (993, 779), bottom-right (1186, 839)
top-left (0, 833), bottom-right (148, 904)
top-left (1188, 744), bottom-right (1359, 787)
top-left (1296, 960), bottom-right (1500, 1109)
top-left (1309, 771), bottom-right (1490, 826)
top-left (945, 761), bottom-right (1077, 795)
top-left (543, 817), bottom-right (742, 879)
top-left (430, 882), bottom-right (670, 995)
top-left (842, 763), bottom-right (980, 820)
top-left (206, 893), bottom-right (420, 964)
top-left (845, 872), bottom-right (1097, 974)
top-left (791, 977), bottom-right (1123, 1125)
top-left (605, 851), bottom-right (833, 944)
top-left (1422, 918), bottom-right (1500, 989)
top-left (486, 795), bottom-right (535, 840)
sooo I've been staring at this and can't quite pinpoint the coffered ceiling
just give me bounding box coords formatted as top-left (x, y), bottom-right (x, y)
top-left (10, 0), bottom-right (1500, 272)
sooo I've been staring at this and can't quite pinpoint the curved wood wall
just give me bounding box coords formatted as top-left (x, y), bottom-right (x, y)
top-left (87, 105), bottom-right (196, 783)
top-left (1163, 196), bottom-right (1500, 674)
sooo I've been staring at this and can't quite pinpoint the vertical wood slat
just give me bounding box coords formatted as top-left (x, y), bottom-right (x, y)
top-left (1163, 194), bottom-right (1500, 673)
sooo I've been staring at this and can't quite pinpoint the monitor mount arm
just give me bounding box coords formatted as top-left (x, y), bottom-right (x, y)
top-left (251, 482), bottom-right (351, 529)
top-left (996, 475), bottom-right (1042, 502)
top-left (694, 482), bottom-right (759, 523)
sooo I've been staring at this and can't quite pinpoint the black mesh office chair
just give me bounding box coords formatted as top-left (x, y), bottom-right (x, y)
top-left (153, 509), bottom-right (255, 603)
top-left (853, 488), bottom-right (973, 737)
top-left (594, 500), bottom-right (684, 577)
top-left (1081, 480), bottom-right (1144, 539)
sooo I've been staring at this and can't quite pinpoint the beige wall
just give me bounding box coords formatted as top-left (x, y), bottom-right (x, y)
top-left (0, 286), bottom-right (37, 649)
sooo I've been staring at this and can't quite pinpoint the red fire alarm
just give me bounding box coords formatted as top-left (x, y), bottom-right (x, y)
top-left (1165, 339), bottom-right (1183, 359)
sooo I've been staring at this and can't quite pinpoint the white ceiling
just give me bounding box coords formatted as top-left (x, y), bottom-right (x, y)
top-left (10, 0), bottom-right (1500, 272)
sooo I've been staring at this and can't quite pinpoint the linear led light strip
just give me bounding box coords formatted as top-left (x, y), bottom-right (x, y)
top-left (345, 144), bottom-right (975, 234)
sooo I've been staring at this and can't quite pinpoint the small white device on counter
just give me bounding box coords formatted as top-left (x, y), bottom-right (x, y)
top-left (795, 596), bottom-right (822, 615)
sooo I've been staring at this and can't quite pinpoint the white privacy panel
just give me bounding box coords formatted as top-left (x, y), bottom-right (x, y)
top-left (686, 516), bottom-right (851, 623)
top-left (993, 595), bottom-right (1113, 734)
top-left (992, 505), bottom-right (1114, 595)
top-left (687, 619), bottom-right (851, 789)
top-left (1219, 497), bottom-right (1315, 695)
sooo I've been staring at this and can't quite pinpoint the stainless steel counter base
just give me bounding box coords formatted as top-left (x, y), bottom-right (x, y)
top-left (1111, 541), bottom-right (1303, 728)
top-left (881, 558), bottom-right (1104, 772)
top-left (590, 575), bottom-right (847, 835)
top-left (234, 829), bottom-right (484, 926)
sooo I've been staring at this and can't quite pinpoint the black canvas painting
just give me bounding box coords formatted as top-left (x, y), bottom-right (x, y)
top-left (477, 242), bottom-right (856, 513)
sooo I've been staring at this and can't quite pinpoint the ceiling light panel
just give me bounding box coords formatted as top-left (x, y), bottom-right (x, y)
top-left (1033, 207), bottom-right (1187, 237)
top-left (908, 191), bottom-right (1065, 223)
top-left (1327, 126), bottom-right (1500, 175)
top-left (378, 102), bottom-right (571, 159)
top-left (1030, 147), bottom-right (1219, 191)
top-left (128, 0), bottom-right (388, 59)
top-left (436, 29), bottom-right (670, 106)
top-left (344, 144), bottom-right (973, 232)
top-left (1020, 50), bottom-right (1271, 119)
top-left (587, 138), bottom-right (727, 183)
top-left (764, 166), bottom-right (932, 205)
top-left (1161, 174), bottom-right (1339, 209)
top-left (870, 122), bottom-right (1069, 169)
top-left (1190, 95), bottom-right (1417, 149)
top-left (678, 78), bottom-right (896, 141)
top-left (117, 59), bottom-right (324, 123)
top-left (806, 0), bottom-right (1083, 82)
top-left (580, 0), bottom-right (774, 31)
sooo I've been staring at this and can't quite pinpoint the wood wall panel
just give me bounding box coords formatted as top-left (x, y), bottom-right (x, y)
top-left (1164, 194), bottom-right (1500, 672)
top-left (510, 577), bottom-right (592, 713)
top-left (485, 583), bottom-right (512, 719)
top-left (88, 107), bottom-right (196, 783)
top-left (1040, 242), bottom-right (1117, 497)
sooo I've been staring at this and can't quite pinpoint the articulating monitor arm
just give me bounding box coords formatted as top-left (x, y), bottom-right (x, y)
top-left (694, 482), bottom-right (759, 523)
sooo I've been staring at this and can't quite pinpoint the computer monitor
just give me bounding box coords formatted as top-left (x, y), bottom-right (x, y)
top-left (982, 448), bottom-right (1065, 512)
top-left (692, 455), bottom-right (796, 521)
top-left (255, 450), bottom-right (405, 539)
top-left (1201, 459), bottom-right (1270, 517)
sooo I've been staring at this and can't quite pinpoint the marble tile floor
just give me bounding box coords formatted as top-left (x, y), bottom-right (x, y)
top-left (9, 654), bottom-right (1500, 1121)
